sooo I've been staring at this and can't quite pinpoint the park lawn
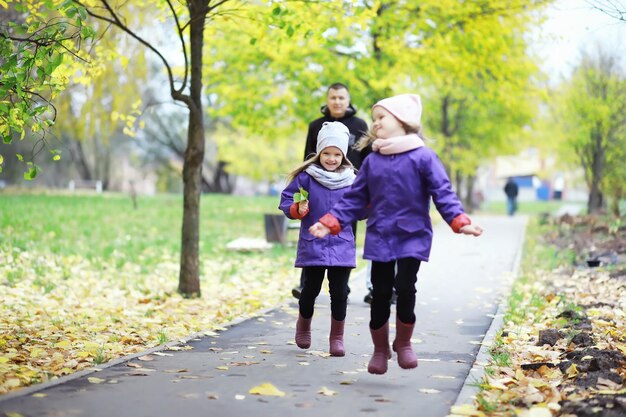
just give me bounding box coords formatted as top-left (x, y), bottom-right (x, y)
top-left (0, 192), bottom-right (302, 394)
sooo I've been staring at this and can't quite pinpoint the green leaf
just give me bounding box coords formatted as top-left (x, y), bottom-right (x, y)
top-left (272, 6), bottom-right (281, 15)
top-left (249, 37), bottom-right (257, 45)
top-left (16, 153), bottom-right (24, 162)
top-left (293, 192), bottom-right (301, 203)
top-left (24, 165), bottom-right (38, 180)
top-left (286, 25), bottom-right (294, 37)
top-left (299, 187), bottom-right (308, 200)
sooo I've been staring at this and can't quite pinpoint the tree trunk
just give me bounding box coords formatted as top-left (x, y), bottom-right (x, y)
top-left (69, 138), bottom-right (92, 180)
top-left (178, 5), bottom-right (206, 297)
top-left (587, 129), bottom-right (605, 214)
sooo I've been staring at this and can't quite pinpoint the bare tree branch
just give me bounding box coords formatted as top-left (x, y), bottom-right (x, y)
top-left (73, 0), bottom-right (191, 106)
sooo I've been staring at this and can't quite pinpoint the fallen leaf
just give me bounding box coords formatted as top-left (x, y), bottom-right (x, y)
top-left (308, 350), bottom-right (331, 358)
top-left (318, 386), bottom-right (337, 396)
top-left (418, 388), bottom-right (440, 394)
top-left (249, 383), bottom-right (285, 397)
top-left (449, 404), bottom-right (483, 416)
top-left (519, 407), bottom-right (552, 417)
top-left (88, 377), bottom-right (106, 384)
top-left (375, 398), bottom-right (392, 403)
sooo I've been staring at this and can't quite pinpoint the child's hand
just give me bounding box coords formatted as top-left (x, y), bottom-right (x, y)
top-left (460, 224), bottom-right (483, 236)
top-left (298, 200), bottom-right (309, 215)
top-left (309, 222), bottom-right (330, 238)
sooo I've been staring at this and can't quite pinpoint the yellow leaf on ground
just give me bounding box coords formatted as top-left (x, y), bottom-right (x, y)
top-left (449, 403), bottom-right (485, 416)
top-left (519, 407), bottom-right (552, 417)
top-left (249, 382), bottom-right (285, 397)
top-left (565, 364), bottom-right (578, 378)
top-left (318, 386), bottom-right (337, 396)
top-left (87, 377), bottom-right (105, 384)
top-left (418, 388), bottom-right (441, 394)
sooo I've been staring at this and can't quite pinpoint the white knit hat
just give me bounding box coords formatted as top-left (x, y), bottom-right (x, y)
top-left (316, 122), bottom-right (350, 156)
top-left (372, 94), bottom-right (422, 127)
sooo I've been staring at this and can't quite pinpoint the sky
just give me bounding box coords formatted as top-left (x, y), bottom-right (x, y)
top-left (532, 0), bottom-right (626, 83)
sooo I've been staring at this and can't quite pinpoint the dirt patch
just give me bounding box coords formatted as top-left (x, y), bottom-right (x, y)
top-left (540, 215), bottom-right (626, 416)
top-left (545, 214), bottom-right (626, 269)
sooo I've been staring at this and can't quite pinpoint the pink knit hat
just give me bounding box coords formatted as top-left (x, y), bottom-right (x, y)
top-left (372, 94), bottom-right (422, 127)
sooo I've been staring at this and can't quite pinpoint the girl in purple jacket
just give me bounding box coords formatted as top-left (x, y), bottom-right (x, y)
top-left (309, 94), bottom-right (483, 374)
top-left (279, 122), bottom-right (359, 357)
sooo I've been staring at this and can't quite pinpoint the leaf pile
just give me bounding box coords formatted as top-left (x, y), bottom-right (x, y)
top-left (0, 249), bottom-right (292, 394)
top-left (450, 215), bottom-right (625, 417)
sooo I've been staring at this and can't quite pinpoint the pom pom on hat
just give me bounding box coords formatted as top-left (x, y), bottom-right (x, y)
top-left (372, 94), bottom-right (422, 127)
top-left (316, 121), bottom-right (350, 156)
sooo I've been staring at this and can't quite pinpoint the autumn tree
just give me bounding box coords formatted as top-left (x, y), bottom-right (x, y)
top-left (555, 49), bottom-right (626, 215)
top-left (0, 0), bottom-right (96, 178)
top-left (200, 0), bottom-right (552, 194)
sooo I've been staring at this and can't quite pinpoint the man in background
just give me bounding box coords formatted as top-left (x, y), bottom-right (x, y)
top-left (293, 83), bottom-right (372, 301)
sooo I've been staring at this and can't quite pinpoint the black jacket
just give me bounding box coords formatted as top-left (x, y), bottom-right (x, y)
top-left (504, 180), bottom-right (519, 198)
top-left (303, 104), bottom-right (370, 169)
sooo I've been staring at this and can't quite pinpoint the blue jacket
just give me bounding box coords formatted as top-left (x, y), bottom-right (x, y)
top-left (329, 147), bottom-right (466, 262)
top-left (279, 172), bottom-right (356, 268)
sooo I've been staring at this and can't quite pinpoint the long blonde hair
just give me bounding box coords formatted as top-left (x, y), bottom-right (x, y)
top-left (287, 152), bottom-right (356, 183)
top-left (354, 121), bottom-right (424, 151)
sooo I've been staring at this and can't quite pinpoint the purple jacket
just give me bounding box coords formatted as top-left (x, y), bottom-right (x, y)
top-left (279, 172), bottom-right (356, 268)
top-left (329, 147), bottom-right (465, 262)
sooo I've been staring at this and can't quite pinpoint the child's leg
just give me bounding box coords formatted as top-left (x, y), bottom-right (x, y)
top-left (369, 261), bottom-right (396, 329)
top-left (299, 266), bottom-right (325, 319)
top-left (392, 257), bottom-right (421, 369)
top-left (327, 267), bottom-right (350, 356)
top-left (394, 258), bottom-right (421, 324)
top-left (327, 267), bottom-right (350, 321)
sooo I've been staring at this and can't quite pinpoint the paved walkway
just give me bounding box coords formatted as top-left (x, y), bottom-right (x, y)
top-left (0, 215), bottom-right (527, 417)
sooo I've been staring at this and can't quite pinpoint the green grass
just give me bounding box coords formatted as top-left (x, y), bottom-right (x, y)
top-left (1, 192), bottom-right (289, 254)
top-left (0, 192), bottom-right (295, 285)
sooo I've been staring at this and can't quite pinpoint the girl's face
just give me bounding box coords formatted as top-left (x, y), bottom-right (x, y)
top-left (372, 106), bottom-right (406, 139)
top-left (319, 146), bottom-right (344, 172)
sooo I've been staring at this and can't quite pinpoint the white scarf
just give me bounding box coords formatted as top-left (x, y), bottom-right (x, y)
top-left (305, 164), bottom-right (356, 190)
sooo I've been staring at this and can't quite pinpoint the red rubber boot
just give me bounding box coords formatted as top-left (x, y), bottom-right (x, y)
top-left (367, 322), bottom-right (391, 374)
top-left (329, 318), bottom-right (345, 357)
top-left (295, 314), bottom-right (312, 349)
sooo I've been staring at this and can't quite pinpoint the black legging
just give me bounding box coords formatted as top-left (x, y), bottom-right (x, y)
top-left (370, 257), bottom-right (421, 329)
top-left (299, 266), bottom-right (351, 321)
